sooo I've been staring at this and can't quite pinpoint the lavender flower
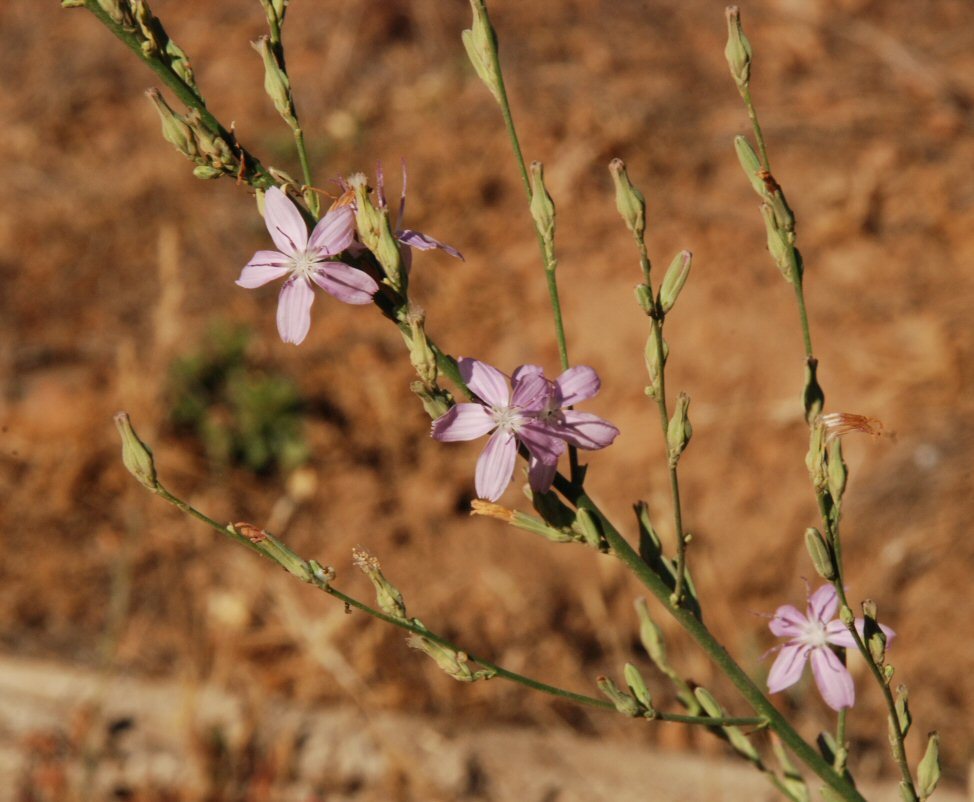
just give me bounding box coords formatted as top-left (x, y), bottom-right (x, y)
top-left (236, 186), bottom-right (379, 345)
top-left (431, 358), bottom-right (563, 502)
top-left (767, 584), bottom-right (894, 711)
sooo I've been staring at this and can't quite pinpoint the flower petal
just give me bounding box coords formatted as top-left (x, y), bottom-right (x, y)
top-left (810, 647), bottom-right (855, 710)
top-left (826, 619), bottom-right (896, 649)
top-left (236, 251), bottom-right (292, 288)
top-left (555, 366), bottom-right (601, 406)
top-left (459, 358), bottom-right (510, 407)
top-left (276, 276), bottom-right (314, 345)
top-left (511, 364), bottom-right (544, 385)
top-left (475, 429), bottom-right (517, 501)
top-left (554, 410), bottom-right (620, 450)
top-left (430, 404), bottom-right (495, 442)
top-left (807, 584), bottom-right (839, 623)
top-left (527, 454), bottom-right (558, 493)
top-left (308, 206), bottom-right (355, 256)
top-left (511, 371), bottom-right (551, 412)
top-left (311, 262), bottom-right (379, 304)
top-left (769, 604), bottom-right (808, 638)
top-left (264, 186), bottom-right (309, 256)
top-left (767, 643), bottom-right (810, 694)
top-left (398, 229), bottom-right (464, 260)
top-left (518, 421), bottom-right (566, 465)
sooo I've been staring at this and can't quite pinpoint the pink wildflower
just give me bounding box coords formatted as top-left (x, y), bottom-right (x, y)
top-left (431, 358), bottom-right (563, 502)
top-left (767, 584), bottom-right (894, 711)
top-left (236, 186), bottom-right (379, 345)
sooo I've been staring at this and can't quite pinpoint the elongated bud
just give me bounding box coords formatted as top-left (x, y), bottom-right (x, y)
top-left (623, 663), bottom-right (655, 715)
top-left (760, 203), bottom-right (798, 284)
top-left (734, 136), bottom-right (767, 199)
top-left (131, 0), bottom-right (160, 55)
top-left (862, 599), bottom-right (887, 665)
top-left (193, 165), bottom-right (223, 180)
top-left (184, 109), bottom-right (235, 169)
top-left (659, 250), bottom-right (692, 313)
top-left (410, 382), bottom-right (452, 420)
top-left (234, 522), bottom-right (312, 581)
top-left (252, 36), bottom-right (296, 126)
top-left (114, 412), bottom-right (158, 490)
top-left (917, 732), bottom-right (940, 800)
top-left (839, 605), bottom-right (855, 628)
top-left (634, 502), bottom-right (662, 560)
top-left (470, 500), bottom-right (574, 543)
top-left (308, 560), bottom-right (336, 588)
top-left (643, 326), bottom-right (668, 398)
top-left (804, 527), bottom-right (836, 580)
top-left (894, 685), bottom-right (912, 738)
top-left (353, 547), bottom-right (407, 621)
top-left (802, 357), bottom-right (825, 424)
top-left (347, 173), bottom-right (402, 290)
top-left (694, 687), bottom-right (760, 763)
top-left (634, 283), bottom-right (654, 315)
top-left (96, 0), bottom-right (128, 25)
top-left (899, 783), bottom-right (920, 802)
top-left (407, 631), bottom-right (493, 682)
top-left (806, 419), bottom-right (828, 491)
top-left (666, 393), bottom-right (692, 465)
top-left (608, 158), bottom-right (646, 239)
top-left (828, 437), bottom-right (848, 503)
top-left (724, 6), bottom-right (752, 91)
top-left (404, 308), bottom-right (437, 387)
top-left (530, 488), bottom-right (577, 529)
top-left (529, 162), bottom-right (556, 263)
top-left (635, 598), bottom-right (667, 667)
top-left (146, 89), bottom-right (196, 159)
top-left (461, 0), bottom-right (502, 104)
top-left (572, 507), bottom-right (604, 550)
top-left (596, 676), bottom-right (640, 717)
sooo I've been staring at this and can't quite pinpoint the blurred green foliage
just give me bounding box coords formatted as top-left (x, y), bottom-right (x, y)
top-left (167, 323), bottom-right (309, 475)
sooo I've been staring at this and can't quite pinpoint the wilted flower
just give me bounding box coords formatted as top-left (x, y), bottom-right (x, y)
top-left (431, 358), bottom-right (562, 501)
top-left (236, 186), bottom-right (379, 345)
top-left (767, 584), bottom-right (894, 711)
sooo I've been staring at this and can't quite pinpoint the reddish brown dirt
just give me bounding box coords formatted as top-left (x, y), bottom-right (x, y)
top-left (2, 0), bottom-right (973, 799)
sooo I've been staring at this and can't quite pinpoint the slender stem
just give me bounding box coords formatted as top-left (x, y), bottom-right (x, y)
top-left (79, 1), bottom-right (274, 189)
top-left (552, 479), bottom-right (866, 802)
top-left (544, 270), bottom-right (570, 371)
top-left (792, 282), bottom-right (814, 360)
top-left (741, 85), bottom-right (771, 171)
top-left (292, 126), bottom-right (320, 217)
top-left (835, 709), bottom-right (847, 771)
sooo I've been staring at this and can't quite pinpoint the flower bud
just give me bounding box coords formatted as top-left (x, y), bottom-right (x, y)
top-left (862, 599), bottom-right (887, 665)
top-left (635, 598), bottom-right (667, 667)
top-left (131, 0), bottom-right (160, 55)
top-left (894, 685), bottom-right (912, 737)
top-left (530, 488), bottom-right (577, 530)
top-left (634, 283), bottom-right (654, 315)
top-left (193, 165), bottom-right (223, 179)
top-left (805, 419), bottom-right (828, 491)
top-left (623, 663), bottom-right (655, 715)
top-left (529, 161), bottom-right (556, 263)
top-left (234, 522), bottom-right (312, 582)
top-left (470, 500), bottom-right (574, 543)
top-left (145, 89), bottom-right (197, 159)
top-left (828, 438), bottom-right (848, 504)
top-left (694, 687), bottom-right (760, 762)
top-left (608, 158), bottom-right (646, 239)
top-left (252, 36), bottom-right (296, 126)
top-left (643, 327), bottom-right (668, 397)
top-left (184, 109), bottom-right (235, 169)
top-left (410, 382), bottom-right (452, 420)
top-left (917, 732), bottom-right (941, 800)
top-left (734, 136), bottom-right (767, 199)
top-left (461, 0), bottom-right (502, 104)
top-left (596, 676), bottom-right (640, 717)
top-left (572, 507), bottom-right (604, 550)
top-left (666, 392), bottom-right (692, 465)
top-left (802, 357), bottom-right (825, 424)
top-left (96, 0), bottom-right (128, 25)
top-left (404, 308), bottom-right (437, 387)
top-left (659, 250), bottom-right (692, 313)
top-left (114, 412), bottom-right (158, 491)
top-left (347, 173), bottom-right (403, 290)
top-left (353, 547), bottom-right (407, 621)
top-left (839, 605), bottom-right (855, 628)
top-left (804, 527), bottom-right (836, 580)
top-left (724, 6), bottom-right (752, 90)
top-left (407, 633), bottom-right (491, 682)
top-left (761, 203), bottom-right (798, 283)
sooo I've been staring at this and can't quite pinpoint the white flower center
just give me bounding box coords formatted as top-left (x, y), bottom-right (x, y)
top-left (492, 406), bottom-right (523, 432)
top-left (800, 618), bottom-right (829, 648)
top-left (290, 250), bottom-right (321, 279)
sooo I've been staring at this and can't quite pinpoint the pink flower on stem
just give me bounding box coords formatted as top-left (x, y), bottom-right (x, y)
top-left (431, 358), bottom-right (563, 502)
top-left (511, 364), bottom-right (620, 490)
top-left (767, 584), bottom-right (894, 711)
top-left (237, 186), bottom-right (379, 345)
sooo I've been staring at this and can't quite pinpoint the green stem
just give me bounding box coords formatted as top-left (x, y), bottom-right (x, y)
top-left (79, 1), bottom-right (274, 189)
top-left (741, 85), bottom-right (771, 172)
top-left (835, 709), bottom-right (847, 772)
top-left (292, 126), bottom-right (320, 217)
top-left (792, 281), bottom-right (814, 360)
top-left (553, 479), bottom-right (866, 802)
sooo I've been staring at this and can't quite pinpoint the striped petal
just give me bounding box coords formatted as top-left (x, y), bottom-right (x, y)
top-left (312, 262), bottom-right (379, 304)
top-left (276, 276), bottom-right (314, 345)
top-left (264, 187), bottom-right (309, 256)
top-left (475, 428), bottom-right (517, 501)
top-left (810, 647), bottom-right (855, 711)
top-left (431, 404), bottom-right (495, 442)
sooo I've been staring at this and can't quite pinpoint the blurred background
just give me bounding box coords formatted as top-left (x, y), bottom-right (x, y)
top-left (2, 0), bottom-right (973, 799)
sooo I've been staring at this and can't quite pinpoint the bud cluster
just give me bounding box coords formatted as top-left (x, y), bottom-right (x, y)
top-left (146, 89), bottom-right (239, 179)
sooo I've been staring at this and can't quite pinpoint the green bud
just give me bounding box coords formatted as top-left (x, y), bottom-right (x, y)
top-left (193, 165), bottom-right (223, 179)
top-left (131, 0), bottom-right (160, 55)
top-left (113, 412), bottom-right (158, 491)
top-left (734, 136), bottom-right (767, 199)
top-left (900, 783), bottom-right (920, 802)
top-left (623, 663), bottom-right (655, 715)
top-left (347, 173), bottom-right (402, 290)
top-left (469, 500), bottom-right (574, 543)
top-left (827, 437), bottom-right (848, 503)
top-left (184, 109), bottom-right (235, 169)
top-left (694, 687), bottom-right (760, 762)
top-left (634, 283), bottom-right (654, 315)
top-left (659, 250), bottom-right (692, 313)
top-left (252, 36), bottom-right (296, 126)
top-left (804, 527), bottom-right (836, 580)
top-left (643, 326), bottom-right (668, 398)
top-left (803, 357), bottom-right (825, 424)
top-left (403, 308), bottom-right (437, 387)
top-left (96, 0), bottom-right (128, 25)
top-left (885, 664), bottom-right (895, 682)
top-left (61, 0), bottom-right (87, 7)
top-left (634, 501), bottom-right (662, 561)
top-left (530, 488), bottom-right (577, 530)
top-left (839, 605), bottom-right (855, 628)
top-left (861, 599), bottom-right (886, 665)
top-left (308, 560), bottom-right (336, 587)
top-left (234, 522), bottom-right (312, 582)
top-left (635, 598), bottom-right (667, 667)
top-left (529, 161), bottom-right (556, 263)
top-left (410, 381), bottom-right (452, 420)
top-left (805, 419), bottom-right (828, 491)
top-left (572, 507), bottom-right (604, 550)
top-left (145, 89), bottom-right (196, 159)
top-left (666, 392), bottom-right (692, 465)
top-left (760, 202), bottom-right (795, 283)
top-left (596, 676), bottom-right (639, 717)
top-left (724, 6), bottom-right (752, 90)
top-left (407, 632), bottom-right (489, 682)
top-left (608, 158), bottom-right (646, 239)
top-left (917, 732), bottom-right (940, 800)
top-left (352, 547), bottom-right (407, 621)
top-left (895, 685), bottom-right (912, 738)
top-left (461, 0), bottom-right (502, 105)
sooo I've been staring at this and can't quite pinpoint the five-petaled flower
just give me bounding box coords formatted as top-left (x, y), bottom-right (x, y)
top-left (237, 186), bottom-right (379, 345)
top-left (431, 358), bottom-right (618, 502)
top-left (767, 584), bottom-right (894, 711)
